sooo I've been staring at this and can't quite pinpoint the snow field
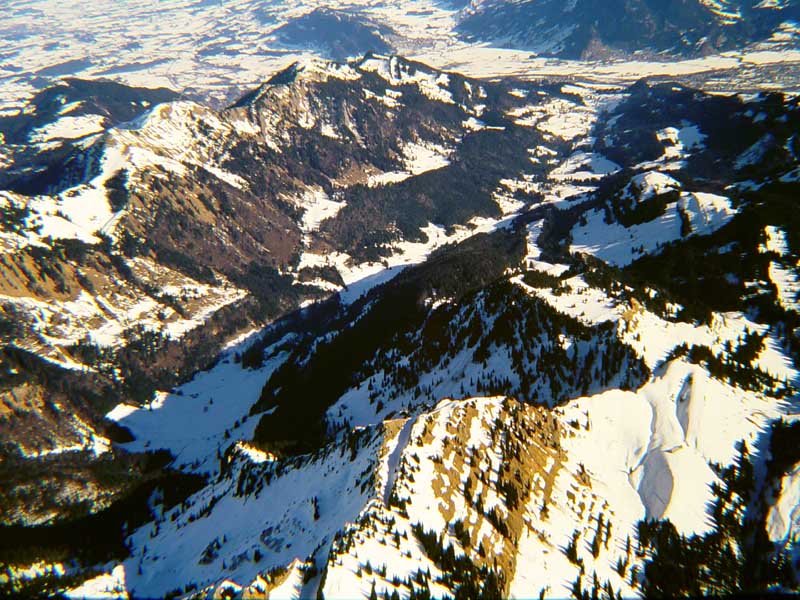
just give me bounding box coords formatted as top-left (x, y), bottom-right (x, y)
top-left (571, 191), bottom-right (736, 267)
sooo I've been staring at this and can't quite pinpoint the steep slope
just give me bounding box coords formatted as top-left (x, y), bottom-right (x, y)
top-left (253, 275), bottom-right (649, 453)
top-left (61, 361), bottom-right (786, 598)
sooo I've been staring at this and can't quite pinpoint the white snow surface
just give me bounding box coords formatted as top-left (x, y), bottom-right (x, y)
top-left (360, 55), bottom-right (454, 105)
top-left (299, 216), bottom-right (516, 306)
top-left (65, 565), bottom-right (127, 600)
top-left (28, 114), bottom-right (107, 143)
top-left (571, 191), bottom-right (736, 267)
top-left (768, 462), bottom-right (800, 547)
top-left (511, 358), bottom-right (781, 597)
top-left (762, 225), bottom-right (792, 257)
top-left (111, 336), bottom-right (292, 473)
top-left (758, 226), bottom-right (800, 312)
top-left (83, 293), bottom-right (794, 600)
top-left (735, 133), bottom-right (776, 170)
top-left (121, 416), bottom-right (386, 598)
top-left (549, 151), bottom-right (621, 181)
top-left (770, 261), bottom-right (800, 312)
top-left (367, 140), bottom-right (453, 187)
top-left (525, 219), bottom-right (570, 276)
top-left (3, 0), bottom-right (800, 120)
top-left (515, 270), bottom-right (799, 387)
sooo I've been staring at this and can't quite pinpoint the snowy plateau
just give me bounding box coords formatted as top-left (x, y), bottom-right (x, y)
top-left (2, 1), bottom-right (800, 600)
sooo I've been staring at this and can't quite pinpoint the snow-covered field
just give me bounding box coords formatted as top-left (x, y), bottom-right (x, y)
top-left (27, 114), bottom-right (108, 143)
top-left (366, 140), bottom-right (454, 188)
top-left (101, 331), bottom-right (387, 597)
top-left (0, 0), bottom-right (457, 111)
top-left (3, 0), bottom-right (800, 123)
top-left (108, 332), bottom-right (292, 474)
top-left (65, 566), bottom-right (127, 600)
top-left (760, 225), bottom-right (800, 313)
top-left (521, 216), bottom-right (800, 386)
top-left (769, 462), bottom-right (800, 569)
top-left (416, 45), bottom-right (800, 94)
top-left (88, 347), bottom-right (789, 599)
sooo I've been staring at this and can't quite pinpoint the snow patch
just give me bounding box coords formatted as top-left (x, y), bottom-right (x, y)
top-left (29, 114), bottom-right (107, 143)
top-left (768, 462), bottom-right (800, 545)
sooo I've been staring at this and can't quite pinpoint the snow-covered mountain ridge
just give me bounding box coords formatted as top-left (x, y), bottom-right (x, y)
top-left (3, 50), bottom-right (800, 599)
top-left (0, 53), bottom-right (556, 474)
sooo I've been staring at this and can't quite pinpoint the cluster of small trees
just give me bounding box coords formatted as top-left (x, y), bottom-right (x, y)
top-left (411, 524), bottom-right (505, 600)
top-left (0, 201), bottom-right (33, 234)
top-left (668, 340), bottom-right (786, 395)
top-left (571, 570), bottom-right (624, 600)
top-left (68, 325), bottom-right (170, 407)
